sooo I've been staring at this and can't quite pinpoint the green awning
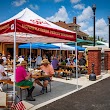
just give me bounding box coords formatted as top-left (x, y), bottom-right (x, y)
top-left (66, 38), bottom-right (93, 45)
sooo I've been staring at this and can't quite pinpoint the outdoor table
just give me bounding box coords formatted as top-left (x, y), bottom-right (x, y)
top-left (32, 74), bottom-right (50, 79)
top-left (59, 65), bottom-right (75, 70)
top-left (78, 65), bottom-right (88, 74)
top-left (31, 70), bottom-right (50, 79)
top-left (55, 69), bottom-right (72, 80)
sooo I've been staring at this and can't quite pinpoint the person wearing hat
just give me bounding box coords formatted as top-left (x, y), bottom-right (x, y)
top-left (36, 59), bottom-right (54, 93)
top-left (16, 60), bottom-right (36, 101)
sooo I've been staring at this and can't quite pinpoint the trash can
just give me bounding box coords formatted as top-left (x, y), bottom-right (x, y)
top-left (89, 63), bottom-right (96, 81)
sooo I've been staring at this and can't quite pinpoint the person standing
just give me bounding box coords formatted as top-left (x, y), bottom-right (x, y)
top-left (35, 55), bottom-right (42, 68)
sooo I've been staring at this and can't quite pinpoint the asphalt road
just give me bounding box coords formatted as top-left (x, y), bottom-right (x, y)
top-left (37, 77), bottom-right (110, 110)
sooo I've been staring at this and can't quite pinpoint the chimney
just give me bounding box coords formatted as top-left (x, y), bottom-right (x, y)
top-left (73, 17), bottom-right (76, 24)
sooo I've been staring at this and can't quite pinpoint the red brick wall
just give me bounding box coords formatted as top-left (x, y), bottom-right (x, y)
top-left (104, 51), bottom-right (110, 70)
top-left (88, 50), bottom-right (101, 76)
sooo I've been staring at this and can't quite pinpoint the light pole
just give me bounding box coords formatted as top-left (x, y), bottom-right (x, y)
top-left (92, 4), bottom-right (96, 46)
top-left (108, 16), bottom-right (110, 48)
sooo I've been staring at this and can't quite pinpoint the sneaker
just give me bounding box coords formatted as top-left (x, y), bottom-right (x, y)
top-left (0, 87), bottom-right (3, 92)
top-left (26, 96), bottom-right (36, 101)
top-left (40, 87), bottom-right (46, 94)
top-left (0, 83), bottom-right (3, 92)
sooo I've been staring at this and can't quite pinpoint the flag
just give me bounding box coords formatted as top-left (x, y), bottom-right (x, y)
top-left (11, 101), bottom-right (26, 110)
top-left (11, 102), bottom-right (16, 110)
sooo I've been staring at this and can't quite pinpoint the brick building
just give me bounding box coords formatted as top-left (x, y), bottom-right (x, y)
top-left (52, 17), bottom-right (89, 40)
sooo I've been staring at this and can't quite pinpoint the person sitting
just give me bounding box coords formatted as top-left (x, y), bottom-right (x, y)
top-left (18, 55), bottom-right (24, 64)
top-left (6, 55), bottom-right (12, 65)
top-left (79, 55), bottom-right (86, 66)
top-left (0, 59), bottom-right (11, 91)
top-left (36, 59), bottom-right (54, 93)
top-left (15, 61), bottom-right (36, 101)
top-left (2, 54), bottom-right (7, 65)
top-left (78, 55), bottom-right (87, 74)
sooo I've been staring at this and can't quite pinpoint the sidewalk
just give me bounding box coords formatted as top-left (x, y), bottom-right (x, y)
top-left (29, 72), bottom-right (110, 110)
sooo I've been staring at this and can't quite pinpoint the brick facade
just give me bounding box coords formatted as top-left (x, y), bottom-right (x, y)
top-left (88, 47), bottom-right (101, 76)
top-left (104, 49), bottom-right (110, 70)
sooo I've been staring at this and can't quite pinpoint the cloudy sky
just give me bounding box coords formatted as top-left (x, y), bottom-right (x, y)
top-left (0, 0), bottom-right (110, 41)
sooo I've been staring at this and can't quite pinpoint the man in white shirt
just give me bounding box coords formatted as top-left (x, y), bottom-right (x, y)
top-left (18, 55), bottom-right (24, 64)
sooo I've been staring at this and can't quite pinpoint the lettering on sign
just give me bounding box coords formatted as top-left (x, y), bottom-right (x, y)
top-left (30, 19), bottom-right (50, 25)
top-left (22, 24), bottom-right (74, 38)
top-left (0, 24), bottom-right (10, 30)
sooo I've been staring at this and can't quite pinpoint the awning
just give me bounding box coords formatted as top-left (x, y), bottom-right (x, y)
top-left (18, 42), bottom-right (60, 49)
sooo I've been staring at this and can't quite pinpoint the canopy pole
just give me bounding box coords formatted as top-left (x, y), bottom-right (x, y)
top-left (72, 50), bottom-right (73, 54)
top-left (56, 50), bottom-right (57, 56)
top-left (60, 43), bottom-right (63, 63)
top-left (75, 42), bottom-right (78, 90)
top-left (40, 49), bottom-right (41, 56)
top-left (13, 19), bottom-right (16, 101)
top-left (30, 42), bottom-right (32, 69)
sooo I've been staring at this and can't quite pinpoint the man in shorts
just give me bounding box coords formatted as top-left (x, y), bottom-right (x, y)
top-left (36, 59), bottom-right (54, 93)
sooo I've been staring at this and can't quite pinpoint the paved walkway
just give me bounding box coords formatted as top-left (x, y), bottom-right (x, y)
top-left (29, 72), bottom-right (110, 110)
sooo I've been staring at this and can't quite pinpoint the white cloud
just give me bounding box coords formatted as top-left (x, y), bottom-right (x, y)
top-left (77, 6), bottom-right (108, 41)
top-left (70, 0), bottom-right (80, 4)
top-left (29, 4), bottom-right (39, 10)
top-left (85, 18), bottom-right (108, 41)
top-left (12, 0), bottom-right (26, 7)
top-left (96, 18), bottom-right (108, 41)
top-left (73, 4), bottom-right (85, 10)
top-left (77, 6), bottom-right (93, 30)
top-left (77, 6), bottom-right (93, 22)
top-left (54, 0), bottom-right (63, 3)
top-left (46, 6), bottom-right (69, 22)
top-left (78, 21), bottom-right (89, 29)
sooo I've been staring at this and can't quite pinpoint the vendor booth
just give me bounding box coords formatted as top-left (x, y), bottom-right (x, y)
top-left (0, 8), bottom-right (77, 103)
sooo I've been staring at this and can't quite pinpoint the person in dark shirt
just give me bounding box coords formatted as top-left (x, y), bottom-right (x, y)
top-left (79, 55), bottom-right (86, 66)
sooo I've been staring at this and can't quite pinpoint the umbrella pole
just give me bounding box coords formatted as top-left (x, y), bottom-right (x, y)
top-left (30, 42), bottom-right (32, 69)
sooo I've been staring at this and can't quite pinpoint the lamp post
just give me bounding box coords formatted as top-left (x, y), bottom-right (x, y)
top-left (92, 4), bottom-right (96, 46)
top-left (108, 16), bottom-right (110, 48)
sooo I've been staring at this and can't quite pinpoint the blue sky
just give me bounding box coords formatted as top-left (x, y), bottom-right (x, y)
top-left (0, 0), bottom-right (110, 41)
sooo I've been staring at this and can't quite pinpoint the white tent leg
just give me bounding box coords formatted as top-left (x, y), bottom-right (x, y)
top-left (75, 42), bottom-right (78, 90)
top-left (13, 19), bottom-right (16, 101)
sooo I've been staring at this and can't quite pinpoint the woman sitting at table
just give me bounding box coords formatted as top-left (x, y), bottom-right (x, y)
top-left (16, 61), bottom-right (36, 101)
top-left (36, 59), bottom-right (54, 93)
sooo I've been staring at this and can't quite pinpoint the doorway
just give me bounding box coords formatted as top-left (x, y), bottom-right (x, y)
top-left (7, 48), bottom-right (13, 58)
